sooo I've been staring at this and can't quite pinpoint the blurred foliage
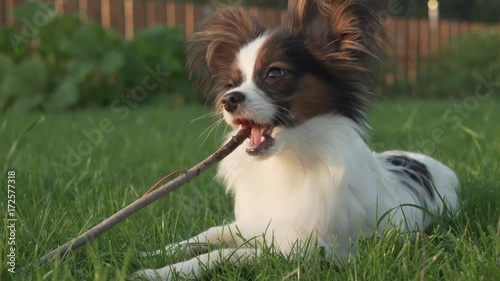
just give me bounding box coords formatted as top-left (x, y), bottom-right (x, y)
top-left (2, 1), bottom-right (499, 112)
top-left (0, 1), bottom-right (195, 113)
top-left (381, 30), bottom-right (500, 98)
top-left (425, 29), bottom-right (500, 98)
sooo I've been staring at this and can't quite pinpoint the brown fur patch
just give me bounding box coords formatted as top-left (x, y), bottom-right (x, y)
top-left (186, 1), bottom-right (387, 127)
top-left (289, 75), bottom-right (334, 124)
top-left (229, 64), bottom-right (243, 89)
top-left (186, 7), bottom-right (266, 103)
top-left (284, 0), bottom-right (386, 75)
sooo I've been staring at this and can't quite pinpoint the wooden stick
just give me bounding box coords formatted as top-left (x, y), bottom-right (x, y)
top-left (36, 127), bottom-right (250, 266)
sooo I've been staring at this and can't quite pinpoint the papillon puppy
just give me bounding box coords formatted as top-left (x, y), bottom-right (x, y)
top-left (134, 0), bottom-right (459, 279)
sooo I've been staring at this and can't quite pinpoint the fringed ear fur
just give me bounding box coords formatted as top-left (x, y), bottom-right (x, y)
top-left (285, 0), bottom-right (386, 74)
top-left (186, 7), bottom-right (266, 101)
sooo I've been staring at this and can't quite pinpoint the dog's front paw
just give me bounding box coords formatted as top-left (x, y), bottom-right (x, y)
top-left (131, 268), bottom-right (173, 281)
top-left (138, 243), bottom-right (180, 258)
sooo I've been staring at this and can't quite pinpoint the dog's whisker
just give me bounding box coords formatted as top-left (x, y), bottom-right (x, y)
top-left (194, 118), bottom-right (222, 143)
top-left (137, 1), bottom-right (460, 279)
top-left (195, 118), bottom-right (225, 153)
top-left (190, 111), bottom-right (219, 124)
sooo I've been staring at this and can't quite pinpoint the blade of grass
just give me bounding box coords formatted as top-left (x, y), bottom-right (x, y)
top-left (33, 127), bottom-right (251, 268)
top-left (4, 115), bottom-right (45, 171)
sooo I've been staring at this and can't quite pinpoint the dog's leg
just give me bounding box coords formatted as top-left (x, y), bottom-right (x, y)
top-left (133, 248), bottom-right (261, 280)
top-left (139, 224), bottom-right (242, 258)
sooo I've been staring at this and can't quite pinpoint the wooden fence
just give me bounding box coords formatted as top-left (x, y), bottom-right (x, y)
top-left (1, 0), bottom-right (499, 95)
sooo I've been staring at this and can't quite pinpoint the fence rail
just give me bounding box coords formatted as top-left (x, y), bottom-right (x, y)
top-left (1, 0), bottom-right (499, 95)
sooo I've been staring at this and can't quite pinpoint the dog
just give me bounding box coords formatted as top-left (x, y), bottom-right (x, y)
top-left (133, 0), bottom-right (459, 279)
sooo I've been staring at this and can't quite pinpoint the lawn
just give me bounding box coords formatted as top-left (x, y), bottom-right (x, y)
top-left (1, 99), bottom-right (499, 280)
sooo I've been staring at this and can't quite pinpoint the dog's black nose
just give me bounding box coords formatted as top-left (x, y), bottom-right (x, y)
top-left (221, 91), bottom-right (245, 113)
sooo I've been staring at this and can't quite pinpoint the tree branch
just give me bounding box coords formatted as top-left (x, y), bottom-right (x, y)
top-left (36, 127), bottom-right (250, 266)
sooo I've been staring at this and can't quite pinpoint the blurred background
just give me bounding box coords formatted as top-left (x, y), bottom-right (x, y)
top-left (1, 3), bottom-right (499, 281)
top-left (0, 0), bottom-right (499, 112)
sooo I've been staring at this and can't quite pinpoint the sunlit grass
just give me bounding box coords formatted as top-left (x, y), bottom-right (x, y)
top-left (1, 99), bottom-right (499, 280)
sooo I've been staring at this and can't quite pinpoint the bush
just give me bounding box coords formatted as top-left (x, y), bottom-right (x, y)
top-left (122, 25), bottom-right (194, 105)
top-left (425, 29), bottom-right (500, 98)
top-left (0, 2), bottom-right (194, 113)
top-left (380, 29), bottom-right (500, 98)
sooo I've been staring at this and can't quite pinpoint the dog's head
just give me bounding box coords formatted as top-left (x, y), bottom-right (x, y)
top-left (187, 0), bottom-right (384, 157)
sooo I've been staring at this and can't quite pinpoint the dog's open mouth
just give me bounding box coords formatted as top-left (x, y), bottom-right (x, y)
top-left (235, 118), bottom-right (275, 156)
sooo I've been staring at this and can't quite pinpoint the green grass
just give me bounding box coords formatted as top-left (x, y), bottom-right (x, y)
top-left (1, 99), bottom-right (499, 280)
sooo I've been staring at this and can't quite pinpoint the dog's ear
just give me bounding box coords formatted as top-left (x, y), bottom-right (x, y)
top-left (187, 7), bottom-right (265, 100)
top-left (285, 0), bottom-right (385, 72)
top-left (285, 0), bottom-right (318, 34)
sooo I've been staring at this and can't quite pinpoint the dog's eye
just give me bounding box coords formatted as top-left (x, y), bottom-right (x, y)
top-left (266, 68), bottom-right (286, 80)
top-left (225, 83), bottom-right (235, 90)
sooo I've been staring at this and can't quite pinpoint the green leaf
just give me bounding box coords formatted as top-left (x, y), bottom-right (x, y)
top-left (12, 1), bottom-right (55, 22)
top-left (0, 58), bottom-right (47, 112)
top-left (100, 50), bottom-right (125, 75)
top-left (67, 60), bottom-right (96, 83)
top-left (0, 54), bottom-right (14, 84)
top-left (14, 58), bottom-right (47, 95)
top-left (49, 80), bottom-right (79, 110)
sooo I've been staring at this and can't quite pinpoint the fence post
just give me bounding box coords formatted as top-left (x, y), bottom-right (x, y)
top-left (166, 1), bottom-right (175, 27)
top-left (125, 0), bottom-right (133, 39)
top-left (415, 17), bottom-right (420, 96)
top-left (185, 2), bottom-right (194, 37)
top-left (101, 0), bottom-right (110, 27)
top-left (0, 0), bottom-right (5, 25)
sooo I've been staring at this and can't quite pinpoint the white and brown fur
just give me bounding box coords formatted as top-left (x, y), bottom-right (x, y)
top-left (134, 0), bottom-right (459, 279)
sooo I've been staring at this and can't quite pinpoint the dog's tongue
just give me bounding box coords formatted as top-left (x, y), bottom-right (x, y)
top-left (250, 126), bottom-right (266, 147)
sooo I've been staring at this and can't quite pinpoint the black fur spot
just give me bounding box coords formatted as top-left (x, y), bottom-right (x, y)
top-left (386, 155), bottom-right (435, 200)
